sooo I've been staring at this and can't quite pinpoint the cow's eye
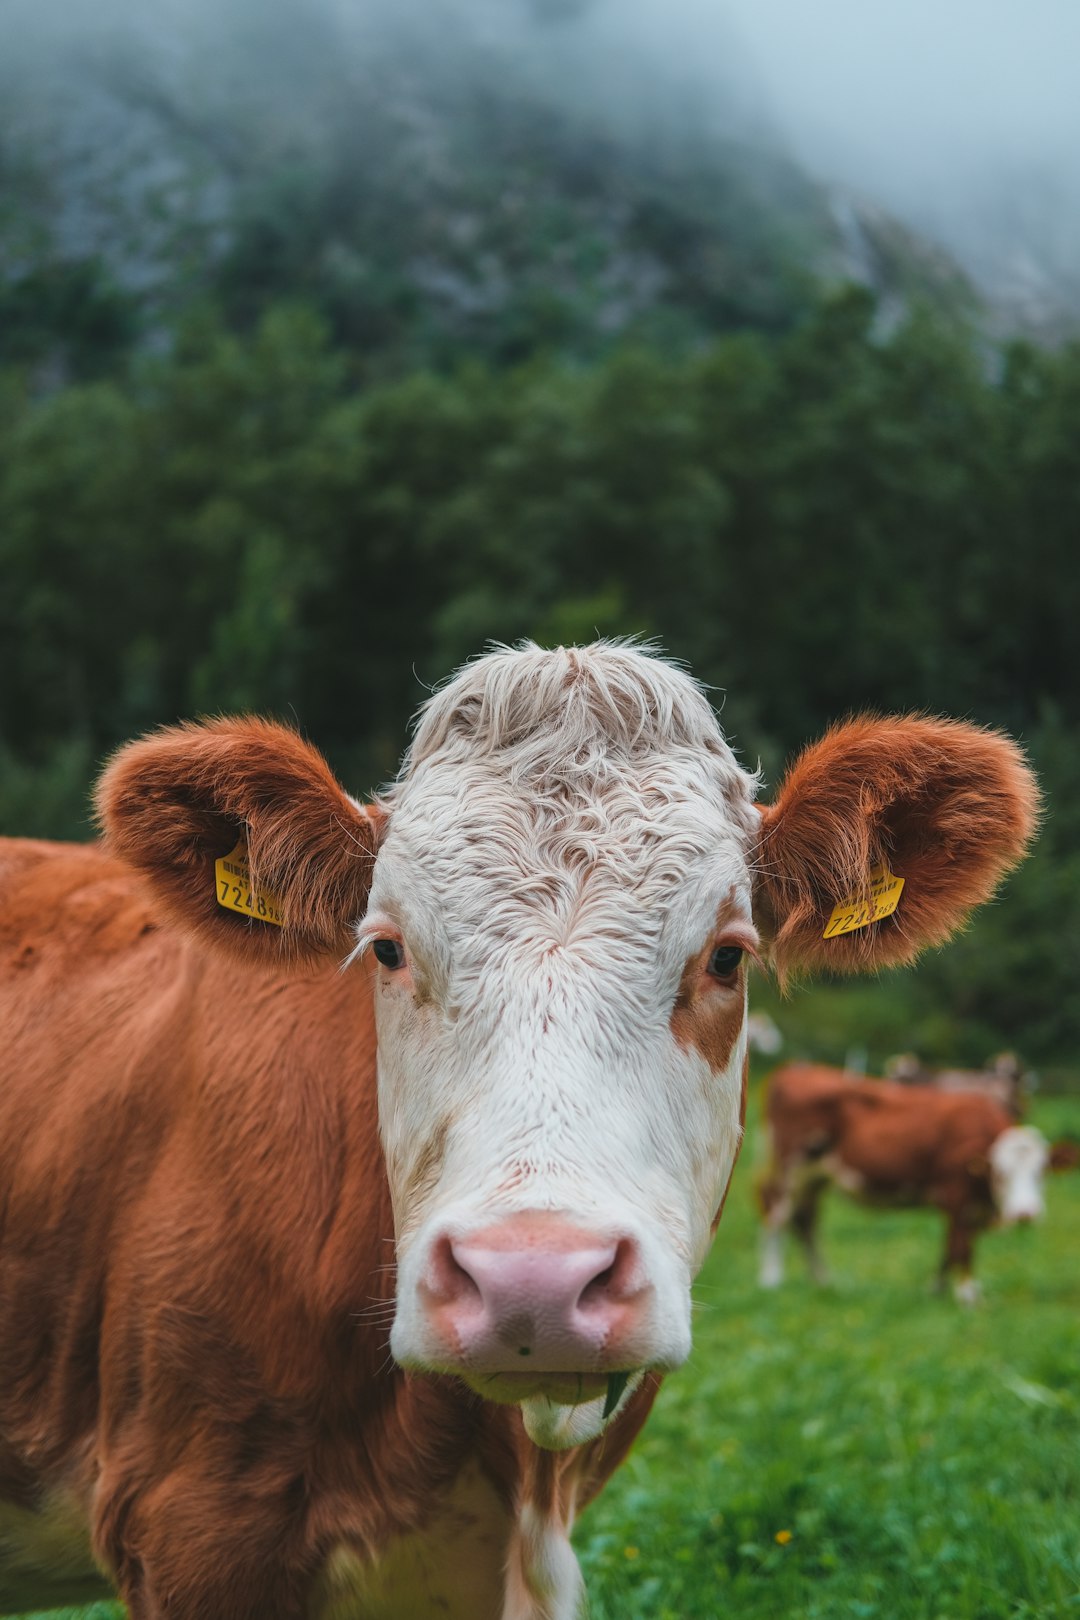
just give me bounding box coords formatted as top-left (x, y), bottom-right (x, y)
top-left (372, 938), bottom-right (406, 970)
top-left (707, 945), bottom-right (744, 980)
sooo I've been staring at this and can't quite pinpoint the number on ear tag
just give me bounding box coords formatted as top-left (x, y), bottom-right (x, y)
top-left (823, 868), bottom-right (904, 939)
top-left (214, 841), bottom-right (285, 927)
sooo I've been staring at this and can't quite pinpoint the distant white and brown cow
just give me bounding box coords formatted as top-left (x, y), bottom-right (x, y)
top-left (758, 1063), bottom-right (1067, 1303)
top-left (0, 644), bottom-right (1038, 1618)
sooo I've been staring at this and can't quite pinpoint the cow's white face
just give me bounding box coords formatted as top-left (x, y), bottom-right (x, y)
top-left (989, 1125), bottom-right (1049, 1224)
top-left (354, 647), bottom-right (759, 1445)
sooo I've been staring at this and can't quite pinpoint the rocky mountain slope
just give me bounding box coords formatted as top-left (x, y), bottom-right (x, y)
top-left (0, 0), bottom-right (1006, 378)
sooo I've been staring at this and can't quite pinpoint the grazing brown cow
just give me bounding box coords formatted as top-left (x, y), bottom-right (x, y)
top-left (758, 1064), bottom-right (1061, 1303)
top-left (0, 644), bottom-right (1037, 1618)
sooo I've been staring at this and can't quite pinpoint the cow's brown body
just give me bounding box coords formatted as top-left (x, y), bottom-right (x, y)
top-left (0, 839), bottom-right (653, 1618)
top-left (758, 1063), bottom-right (1014, 1293)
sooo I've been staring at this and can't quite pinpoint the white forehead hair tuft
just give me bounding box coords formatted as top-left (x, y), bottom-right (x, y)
top-left (390, 640), bottom-right (759, 821)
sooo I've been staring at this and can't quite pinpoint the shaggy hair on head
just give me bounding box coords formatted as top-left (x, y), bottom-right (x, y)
top-left (370, 642), bottom-right (763, 976)
top-left (395, 640), bottom-right (759, 811)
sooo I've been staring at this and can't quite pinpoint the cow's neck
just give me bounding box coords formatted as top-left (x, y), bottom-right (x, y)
top-left (307, 1392), bottom-right (586, 1620)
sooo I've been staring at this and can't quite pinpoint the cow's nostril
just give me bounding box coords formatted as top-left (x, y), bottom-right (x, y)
top-left (578, 1237), bottom-right (642, 1310)
top-left (427, 1233), bottom-right (483, 1306)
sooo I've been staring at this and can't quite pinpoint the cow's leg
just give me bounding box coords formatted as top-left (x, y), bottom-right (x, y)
top-left (937, 1214), bottom-right (982, 1306)
top-left (757, 1180), bottom-right (790, 1289)
top-left (759, 1224), bottom-right (785, 1289)
top-left (759, 1155), bottom-right (830, 1288)
top-left (790, 1184), bottom-right (829, 1285)
top-left (953, 1274), bottom-right (982, 1306)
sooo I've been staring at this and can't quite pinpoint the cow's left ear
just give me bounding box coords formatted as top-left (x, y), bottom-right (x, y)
top-left (754, 715), bottom-right (1039, 980)
top-left (1049, 1141), bottom-right (1080, 1173)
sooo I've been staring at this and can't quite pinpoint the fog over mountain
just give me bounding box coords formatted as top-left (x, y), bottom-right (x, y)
top-left (1, 0), bottom-right (1077, 343)
top-left (725, 0), bottom-right (1080, 337)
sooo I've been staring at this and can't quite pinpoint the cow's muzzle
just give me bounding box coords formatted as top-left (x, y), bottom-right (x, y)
top-left (414, 1210), bottom-right (654, 1392)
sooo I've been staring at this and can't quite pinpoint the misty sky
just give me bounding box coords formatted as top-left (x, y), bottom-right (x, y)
top-left (523, 0), bottom-right (1080, 288)
top-left (10, 0), bottom-right (1080, 198)
top-left (722, 0), bottom-right (1080, 235)
top-left (729, 0), bottom-right (1080, 155)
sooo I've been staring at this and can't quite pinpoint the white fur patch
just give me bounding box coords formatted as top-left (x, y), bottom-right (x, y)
top-left (503, 1503), bottom-right (583, 1620)
top-left (311, 1463), bottom-right (511, 1620)
top-left (758, 1228), bottom-right (785, 1289)
top-left (989, 1125), bottom-right (1049, 1223)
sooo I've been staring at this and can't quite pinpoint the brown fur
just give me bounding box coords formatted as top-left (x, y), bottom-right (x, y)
top-left (755, 715), bottom-right (1039, 980)
top-left (670, 897), bottom-right (756, 1076)
top-left (0, 836), bottom-right (657, 1618)
top-left (669, 959), bottom-right (747, 1077)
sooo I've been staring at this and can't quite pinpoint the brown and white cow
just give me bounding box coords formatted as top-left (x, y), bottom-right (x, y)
top-left (0, 644), bottom-right (1037, 1618)
top-left (758, 1063), bottom-right (1063, 1304)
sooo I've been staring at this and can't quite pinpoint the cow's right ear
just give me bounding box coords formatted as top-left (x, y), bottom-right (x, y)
top-left (96, 718), bottom-right (383, 964)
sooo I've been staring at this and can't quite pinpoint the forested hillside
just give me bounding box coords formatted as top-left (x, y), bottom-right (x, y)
top-left (2, 0), bottom-right (1077, 1065)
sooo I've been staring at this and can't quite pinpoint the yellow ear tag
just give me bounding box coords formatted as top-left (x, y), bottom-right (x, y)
top-left (214, 840), bottom-right (285, 927)
top-left (823, 868), bottom-right (905, 940)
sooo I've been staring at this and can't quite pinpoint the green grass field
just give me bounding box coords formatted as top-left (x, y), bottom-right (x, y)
top-left (578, 1090), bottom-right (1080, 1620)
top-left (18, 1091), bottom-right (1080, 1620)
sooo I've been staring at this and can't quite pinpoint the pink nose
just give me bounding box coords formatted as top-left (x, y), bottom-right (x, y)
top-left (420, 1213), bottom-right (647, 1372)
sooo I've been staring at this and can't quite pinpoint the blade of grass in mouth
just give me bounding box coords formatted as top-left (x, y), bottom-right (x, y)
top-left (603, 1371), bottom-right (631, 1420)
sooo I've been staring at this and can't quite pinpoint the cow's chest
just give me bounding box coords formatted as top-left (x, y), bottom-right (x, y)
top-left (311, 1461), bottom-right (513, 1620)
